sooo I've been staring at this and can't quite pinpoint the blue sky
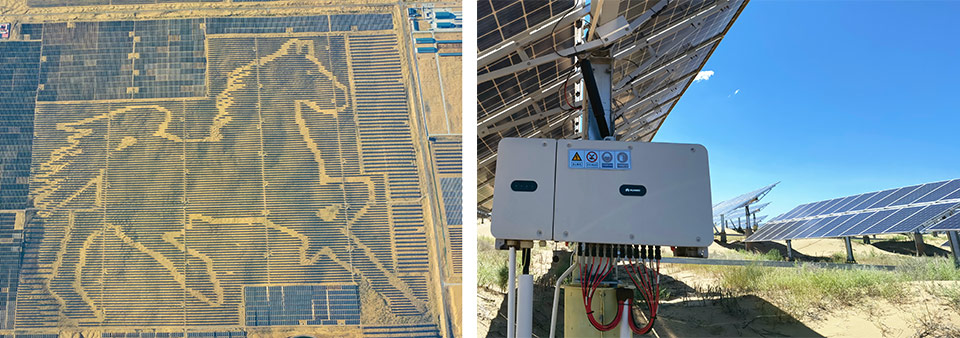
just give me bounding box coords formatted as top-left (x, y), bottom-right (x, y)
top-left (655, 1), bottom-right (960, 221)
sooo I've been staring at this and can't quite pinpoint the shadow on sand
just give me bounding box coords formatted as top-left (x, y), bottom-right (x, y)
top-left (870, 239), bottom-right (950, 257)
top-left (482, 250), bottom-right (824, 338)
top-left (714, 240), bottom-right (834, 262)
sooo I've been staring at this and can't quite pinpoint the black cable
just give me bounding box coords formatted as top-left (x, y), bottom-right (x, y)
top-left (551, 0), bottom-right (581, 58)
top-left (522, 248), bottom-right (531, 275)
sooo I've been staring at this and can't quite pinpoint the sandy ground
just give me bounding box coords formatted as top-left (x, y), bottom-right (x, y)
top-left (416, 53), bottom-right (450, 135)
top-left (437, 54), bottom-right (461, 134)
top-left (478, 226), bottom-right (960, 337)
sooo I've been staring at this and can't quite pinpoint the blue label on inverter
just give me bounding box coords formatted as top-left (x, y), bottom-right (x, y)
top-left (568, 149), bottom-right (630, 170)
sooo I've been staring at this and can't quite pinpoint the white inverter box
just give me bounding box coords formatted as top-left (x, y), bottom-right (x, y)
top-left (491, 138), bottom-right (712, 247)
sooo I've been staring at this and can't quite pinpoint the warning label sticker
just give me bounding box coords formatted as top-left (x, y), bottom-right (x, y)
top-left (568, 149), bottom-right (630, 170)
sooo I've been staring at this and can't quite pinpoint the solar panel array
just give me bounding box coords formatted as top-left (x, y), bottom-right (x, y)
top-left (477, 0), bottom-right (749, 212)
top-left (28, 0), bottom-right (219, 7)
top-left (1, 11), bottom-right (442, 334)
top-left (363, 324), bottom-right (442, 338)
top-left (441, 177), bottom-right (463, 274)
top-left (748, 179), bottom-right (960, 242)
top-left (0, 213), bottom-right (24, 329)
top-left (244, 285), bottom-right (360, 326)
top-left (0, 42), bottom-right (41, 210)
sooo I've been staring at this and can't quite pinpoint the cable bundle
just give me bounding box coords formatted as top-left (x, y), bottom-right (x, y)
top-left (577, 243), bottom-right (662, 335)
top-left (624, 245), bottom-right (661, 335)
top-left (579, 243), bottom-right (623, 331)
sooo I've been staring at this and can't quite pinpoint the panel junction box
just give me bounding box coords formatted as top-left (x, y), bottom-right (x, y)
top-left (491, 138), bottom-right (713, 247)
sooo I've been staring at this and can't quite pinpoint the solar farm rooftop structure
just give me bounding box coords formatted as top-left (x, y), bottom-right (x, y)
top-left (477, 0), bottom-right (750, 212)
top-left (0, 2), bottom-right (455, 337)
top-left (748, 179), bottom-right (960, 242)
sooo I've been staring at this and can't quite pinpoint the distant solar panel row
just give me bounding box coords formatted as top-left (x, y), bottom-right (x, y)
top-left (770, 179), bottom-right (960, 222)
top-left (441, 177), bottom-right (462, 274)
top-left (748, 179), bottom-right (960, 242)
top-left (430, 137), bottom-right (462, 175)
top-left (712, 183), bottom-right (776, 217)
top-left (28, 0), bottom-right (217, 7)
top-left (244, 285), bottom-right (360, 326)
top-left (363, 323), bottom-right (442, 338)
top-left (206, 14), bottom-right (393, 35)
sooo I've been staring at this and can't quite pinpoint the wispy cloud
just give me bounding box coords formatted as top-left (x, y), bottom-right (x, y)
top-left (694, 70), bottom-right (715, 82)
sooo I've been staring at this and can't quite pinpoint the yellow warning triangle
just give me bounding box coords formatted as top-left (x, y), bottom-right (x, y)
top-left (572, 152), bottom-right (582, 161)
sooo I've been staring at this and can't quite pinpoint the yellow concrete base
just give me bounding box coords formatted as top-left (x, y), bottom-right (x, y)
top-left (562, 284), bottom-right (625, 337)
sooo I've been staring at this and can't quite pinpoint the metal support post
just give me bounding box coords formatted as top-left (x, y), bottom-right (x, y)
top-left (785, 239), bottom-right (794, 261)
top-left (581, 58), bottom-right (613, 140)
top-left (844, 237), bottom-right (856, 263)
top-left (913, 232), bottom-right (926, 256)
top-left (719, 214), bottom-right (727, 243)
top-left (948, 231), bottom-right (960, 268)
top-left (744, 205), bottom-right (753, 250)
top-left (508, 247), bottom-right (516, 338)
top-left (517, 275), bottom-right (534, 338)
top-left (549, 263), bottom-right (577, 338)
top-left (619, 301), bottom-right (631, 338)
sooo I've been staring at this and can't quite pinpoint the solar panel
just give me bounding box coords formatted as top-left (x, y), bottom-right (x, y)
top-left (712, 182), bottom-right (778, 217)
top-left (478, 0), bottom-right (750, 212)
top-left (925, 212), bottom-right (960, 232)
top-left (747, 179), bottom-right (960, 242)
top-left (719, 202), bottom-right (770, 220)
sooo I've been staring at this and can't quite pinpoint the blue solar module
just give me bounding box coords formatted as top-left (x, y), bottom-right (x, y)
top-left (915, 180), bottom-right (960, 203)
top-left (802, 198), bottom-right (844, 218)
top-left (891, 181), bottom-right (949, 206)
top-left (818, 195), bottom-right (857, 215)
top-left (853, 206), bottom-right (923, 236)
top-left (925, 211), bottom-right (960, 231)
top-left (792, 216), bottom-right (840, 239)
top-left (832, 193), bottom-right (873, 213)
top-left (763, 220), bottom-right (805, 241)
top-left (942, 186), bottom-right (960, 201)
top-left (767, 219), bottom-right (812, 240)
top-left (799, 214), bottom-right (854, 239)
top-left (868, 185), bottom-right (921, 209)
top-left (848, 189), bottom-right (895, 212)
top-left (792, 200), bottom-right (830, 219)
top-left (829, 211), bottom-right (888, 237)
top-left (755, 222), bottom-right (792, 241)
top-left (773, 203), bottom-right (811, 221)
top-left (886, 203), bottom-right (955, 233)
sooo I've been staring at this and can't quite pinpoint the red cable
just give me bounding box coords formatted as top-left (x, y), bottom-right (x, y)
top-left (627, 256), bottom-right (662, 335)
top-left (579, 255), bottom-right (621, 331)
